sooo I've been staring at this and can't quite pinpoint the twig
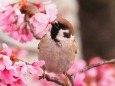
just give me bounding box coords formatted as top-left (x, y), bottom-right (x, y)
top-left (79, 58), bottom-right (115, 73)
top-left (25, 13), bottom-right (40, 40)
top-left (39, 74), bottom-right (65, 86)
top-left (12, 57), bottom-right (115, 85)
top-left (27, 21), bottom-right (40, 39)
top-left (12, 57), bottom-right (66, 85)
top-left (66, 73), bottom-right (74, 86)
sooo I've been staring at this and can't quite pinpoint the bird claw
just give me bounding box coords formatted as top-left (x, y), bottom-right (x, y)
top-left (63, 72), bottom-right (71, 86)
top-left (39, 66), bottom-right (46, 79)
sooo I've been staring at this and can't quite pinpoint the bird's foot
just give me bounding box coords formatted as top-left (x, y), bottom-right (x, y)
top-left (63, 72), bottom-right (71, 86)
top-left (39, 66), bottom-right (46, 79)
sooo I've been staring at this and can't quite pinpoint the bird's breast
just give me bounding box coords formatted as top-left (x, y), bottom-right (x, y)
top-left (38, 36), bottom-right (76, 73)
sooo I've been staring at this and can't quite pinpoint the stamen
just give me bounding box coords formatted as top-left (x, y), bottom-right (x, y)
top-left (21, 0), bottom-right (27, 8)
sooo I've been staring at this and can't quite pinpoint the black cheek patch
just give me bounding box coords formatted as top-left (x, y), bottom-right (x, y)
top-left (51, 23), bottom-right (60, 42)
top-left (63, 32), bottom-right (71, 38)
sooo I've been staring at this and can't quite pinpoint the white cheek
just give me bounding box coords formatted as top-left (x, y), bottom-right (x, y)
top-left (56, 29), bottom-right (67, 40)
top-left (57, 29), bottom-right (64, 37)
top-left (56, 29), bottom-right (74, 41)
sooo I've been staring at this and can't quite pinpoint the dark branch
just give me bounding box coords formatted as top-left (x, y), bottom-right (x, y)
top-left (79, 58), bottom-right (115, 73)
top-left (39, 74), bottom-right (65, 86)
top-left (66, 73), bottom-right (74, 86)
top-left (16, 58), bottom-right (66, 85)
top-left (14, 57), bottom-right (115, 86)
top-left (27, 21), bottom-right (40, 39)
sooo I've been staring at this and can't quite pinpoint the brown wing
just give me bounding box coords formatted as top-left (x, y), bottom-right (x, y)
top-left (38, 41), bottom-right (43, 49)
top-left (38, 42), bottom-right (40, 49)
top-left (72, 40), bottom-right (77, 54)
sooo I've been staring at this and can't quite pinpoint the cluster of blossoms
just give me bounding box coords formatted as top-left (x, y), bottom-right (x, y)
top-left (31, 59), bottom-right (87, 86)
top-left (33, 58), bottom-right (115, 86)
top-left (0, 43), bottom-right (86, 86)
top-left (0, 43), bottom-right (45, 86)
top-left (0, 44), bottom-right (115, 86)
top-left (85, 58), bottom-right (115, 86)
top-left (0, 1), bottom-right (115, 86)
top-left (0, 0), bottom-right (57, 43)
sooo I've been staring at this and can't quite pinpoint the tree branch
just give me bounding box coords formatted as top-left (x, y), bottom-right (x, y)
top-left (12, 57), bottom-right (115, 86)
top-left (12, 57), bottom-right (66, 86)
top-left (27, 21), bottom-right (40, 39)
top-left (66, 73), bottom-right (74, 86)
top-left (39, 74), bottom-right (65, 86)
top-left (79, 58), bottom-right (115, 73)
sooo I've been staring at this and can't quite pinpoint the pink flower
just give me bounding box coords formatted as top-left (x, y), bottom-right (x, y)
top-left (1, 43), bottom-right (12, 56)
top-left (89, 81), bottom-right (97, 86)
top-left (29, 2), bottom-right (57, 38)
top-left (0, 68), bottom-right (16, 84)
top-left (35, 0), bottom-right (52, 9)
top-left (12, 79), bottom-right (28, 86)
top-left (98, 68), bottom-right (115, 86)
top-left (74, 73), bottom-right (86, 86)
top-left (12, 48), bottom-right (27, 61)
top-left (9, 28), bottom-right (33, 43)
top-left (0, 0), bottom-right (58, 42)
top-left (13, 60), bottom-right (45, 77)
top-left (89, 57), bottom-right (102, 64)
top-left (0, 55), bottom-right (12, 70)
top-left (0, 43), bottom-right (47, 85)
top-left (29, 13), bottom-right (51, 38)
top-left (86, 68), bottom-right (97, 78)
top-left (32, 60), bottom-right (45, 76)
top-left (0, 5), bottom-right (33, 43)
top-left (68, 59), bottom-right (86, 74)
top-left (0, 81), bottom-right (7, 86)
top-left (45, 3), bottom-right (58, 21)
top-left (13, 62), bottom-right (28, 77)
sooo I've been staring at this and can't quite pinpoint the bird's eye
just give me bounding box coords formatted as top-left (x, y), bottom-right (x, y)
top-left (63, 32), bottom-right (70, 38)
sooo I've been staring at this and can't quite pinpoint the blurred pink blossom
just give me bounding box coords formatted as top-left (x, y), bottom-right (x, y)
top-left (12, 47), bottom-right (28, 61)
top-left (12, 79), bottom-right (28, 86)
top-left (0, 0), bottom-right (57, 42)
top-left (74, 73), bottom-right (86, 86)
top-left (86, 68), bottom-right (97, 78)
top-left (68, 59), bottom-right (86, 74)
top-left (35, 0), bottom-right (52, 9)
top-left (0, 68), bottom-right (16, 84)
top-left (1, 43), bottom-right (12, 56)
top-left (0, 43), bottom-right (45, 85)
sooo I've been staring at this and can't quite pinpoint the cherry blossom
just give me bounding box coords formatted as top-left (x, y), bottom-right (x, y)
top-left (68, 59), bottom-right (86, 74)
top-left (0, 0), bottom-right (58, 42)
top-left (0, 43), bottom-right (45, 85)
top-left (29, 1), bottom-right (57, 38)
top-left (0, 68), bottom-right (17, 84)
top-left (12, 79), bottom-right (28, 86)
top-left (0, 55), bottom-right (12, 70)
top-left (1, 43), bottom-right (12, 56)
top-left (0, 43), bottom-right (115, 86)
top-left (74, 73), bottom-right (86, 86)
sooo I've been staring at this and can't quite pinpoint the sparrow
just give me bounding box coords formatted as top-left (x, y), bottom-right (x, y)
top-left (38, 18), bottom-right (77, 73)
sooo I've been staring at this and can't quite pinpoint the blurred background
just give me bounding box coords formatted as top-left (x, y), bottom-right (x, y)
top-left (78, 0), bottom-right (115, 60)
top-left (0, 0), bottom-right (115, 61)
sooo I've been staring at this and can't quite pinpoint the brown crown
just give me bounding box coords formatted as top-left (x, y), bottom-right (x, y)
top-left (55, 18), bottom-right (75, 35)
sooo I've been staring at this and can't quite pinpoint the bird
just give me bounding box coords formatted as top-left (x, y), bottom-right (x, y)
top-left (38, 18), bottom-right (77, 74)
